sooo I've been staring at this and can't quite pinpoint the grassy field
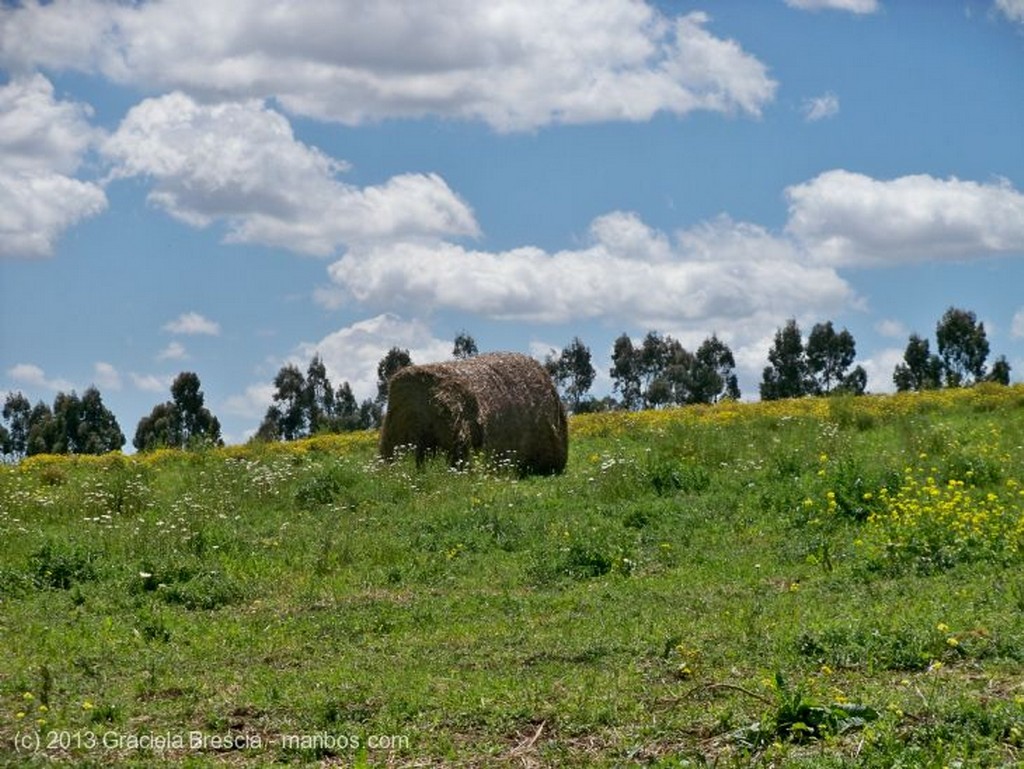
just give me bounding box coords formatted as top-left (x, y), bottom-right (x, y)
top-left (4, 386), bottom-right (1024, 767)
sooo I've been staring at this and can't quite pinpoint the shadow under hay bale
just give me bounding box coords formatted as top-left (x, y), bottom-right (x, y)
top-left (379, 353), bottom-right (568, 475)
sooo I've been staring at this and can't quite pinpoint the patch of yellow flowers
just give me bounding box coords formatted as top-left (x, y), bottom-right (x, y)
top-left (570, 383), bottom-right (1024, 439)
top-left (860, 464), bottom-right (1024, 567)
top-left (10, 430), bottom-right (378, 474)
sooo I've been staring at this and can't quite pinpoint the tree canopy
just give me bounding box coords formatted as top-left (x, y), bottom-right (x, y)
top-left (545, 337), bottom-right (596, 412)
top-left (452, 331), bottom-right (479, 360)
top-left (936, 307), bottom-right (990, 387)
top-left (760, 320), bottom-right (810, 401)
top-left (611, 331), bottom-right (740, 409)
top-left (134, 372), bottom-right (221, 451)
top-left (761, 319), bottom-right (865, 401)
top-left (893, 307), bottom-right (1009, 392)
top-left (257, 355), bottom-right (379, 441)
top-left (893, 334), bottom-right (943, 392)
top-left (2, 387), bottom-right (123, 457)
top-left (376, 347), bottom-right (413, 409)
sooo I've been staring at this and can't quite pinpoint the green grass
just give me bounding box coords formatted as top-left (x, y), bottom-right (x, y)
top-left (4, 387), bottom-right (1024, 766)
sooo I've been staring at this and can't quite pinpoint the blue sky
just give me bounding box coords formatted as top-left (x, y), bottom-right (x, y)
top-left (2, 0), bottom-right (1023, 445)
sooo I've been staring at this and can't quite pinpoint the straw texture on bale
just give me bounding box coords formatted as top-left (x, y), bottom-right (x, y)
top-left (379, 353), bottom-right (568, 475)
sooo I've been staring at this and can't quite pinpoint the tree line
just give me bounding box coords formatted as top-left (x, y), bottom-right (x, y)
top-left (133, 372), bottom-right (222, 450)
top-left (0, 306), bottom-right (1013, 458)
top-left (759, 319), bottom-right (867, 400)
top-left (606, 331), bottom-right (741, 410)
top-left (892, 307), bottom-right (1010, 391)
top-left (1, 387), bottom-right (124, 457)
top-left (255, 334), bottom-right (482, 441)
top-left (253, 355), bottom-right (381, 441)
top-left (756, 308), bottom-right (1011, 399)
top-left (0, 372), bottom-right (223, 460)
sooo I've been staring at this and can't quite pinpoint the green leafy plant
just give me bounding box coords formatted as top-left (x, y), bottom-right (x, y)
top-left (732, 672), bottom-right (878, 748)
top-left (29, 540), bottom-right (98, 589)
top-left (646, 457), bottom-right (711, 496)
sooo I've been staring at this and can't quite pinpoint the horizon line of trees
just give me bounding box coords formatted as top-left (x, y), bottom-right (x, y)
top-left (133, 372), bottom-right (222, 451)
top-left (759, 319), bottom-right (867, 400)
top-left (254, 354), bottom-right (382, 442)
top-left (1, 387), bottom-right (124, 458)
top-left (893, 307), bottom-right (1010, 391)
top-left (1, 306), bottom-right (1015, 458)
top-left (606, 331), bottom-right (741, 410)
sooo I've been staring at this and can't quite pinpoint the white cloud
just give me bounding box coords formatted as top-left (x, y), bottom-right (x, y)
top-left (996, 0), bottom-right (1024, 24)
top-left (225, 315), bottom-right (452, 422)
top-left (656, 12), bottom-right (778, 121)
top-left (325, 212), bottom-right (855, 332)
top-left (297, 314), bottom-right (453, 401)
top-left (802, 92), bottom-right (840, 122)
top-left (0, 0), bottom-right (121, 74)
top-left (1, 2), bottom-right (776, 131)
top-left (858, 347), bottom-right (905, 394)
top-left (1012, 308), bottom-right (1024, 338)
top-left (529, 340), bottom-right (562, 362)
top-left (314, 169), bottom-right (1022, 395)
top-left (156, 341), bottom-right (189, 361)
top-left (103, 93), bottom-right (478, 255)
top-left (223, 382), bottom-right (276, 420)
top-left (0, 74), bottom-right (107, 258)
top-left (785, 170), bottom-right (1024, 265)
top-left (0, 73), bottom-right (100, 175)
top-left (130, 373), bottom-right (170, 393)
top-left (0, 171), bottom-right (108, 258)
top-left (92, 362), bottom-right (122, 391)
top-left (7, 363), bottom-right (74, 392)
top-left (162, 311), bottom-right (221, 336)
top-left (785, 0), bottom-right (880, 13)
top-left (875, 319), bottom-right (908, 339)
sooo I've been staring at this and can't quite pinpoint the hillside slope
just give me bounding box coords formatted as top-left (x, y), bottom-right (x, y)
top-left (3, 386), bottom-right (1024, 766)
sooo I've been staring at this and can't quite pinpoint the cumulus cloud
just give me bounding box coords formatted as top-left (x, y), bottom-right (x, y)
top-left (785, 170), bottom-right (1024, 265)
top-left (103, 93), bottom-right (478, 255)
top-left (0, 73), bottom-right (100, 175)
top-left (7, 363), bottom-right (74, 392)
top-left (311, 169), bottom-right (1023, 393)
top-left (1, 1), bottom-right (776, 131)
top-left (802, 92), bottom-right (840, 121)
top-left (162, 311), bottom-right (221, 336)
top-left (785, 0), bottom-right (880, 13)
top-left (129, 373), bottom-right (170, 393)
top-left (858, 347), bottom-right (905, 394)
top-left (156, 341), bottom-right (188, 361)
top-left (224, 315), bottom-right (451, 421)
top-left (297, 314), bottom-right (453, 401)
top-left (324, 212), bottom-right (854, 334)
top-left (0, 74), bottom-right (107, 258)
top-left (1012, 308), bottom-right (1024, 338)
top-left (314, 167), bottom-right (1024, 392)
top-left (0, 172), bottom-right (108, 258)
top-left (875, 319), bottom-right (909, 339)
top-left (996, 0), bottom-right (1024, 24)
top-left (223, 382), bottom-right (276, 420)
top-left (92, 361), bottom-right (122, 390)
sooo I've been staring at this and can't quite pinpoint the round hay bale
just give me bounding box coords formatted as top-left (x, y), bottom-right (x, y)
top-left (379, 352), bottom-right (568, 475)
